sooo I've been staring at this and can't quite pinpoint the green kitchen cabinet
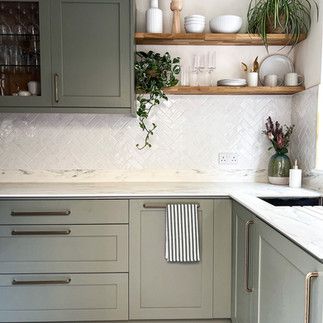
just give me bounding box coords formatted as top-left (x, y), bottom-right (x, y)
top-left (0, 0), bottom-right (52, 108)
top-left (253, 216), bottom-right (323, 323)
top-left (50, 0), bottom-right (134, 111)
top-left (233, 201), bottom-right (323, 323)
top-left (231, 201), bottom-right (256, 323)
top-left (129, 199), bottom-right (216, 320)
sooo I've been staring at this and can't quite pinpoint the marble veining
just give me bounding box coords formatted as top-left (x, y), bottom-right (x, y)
top-left (0, 181), bottom-right (322, 262)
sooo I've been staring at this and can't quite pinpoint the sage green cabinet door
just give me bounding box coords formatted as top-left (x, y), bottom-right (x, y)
top-left (51, 0), bottom-right (133, 109)
top-left (0, 0), bottom-right (52, 108)
top-left (253, 218), bottom-right (323, 323)
top-left (231, 202), bottom-right (256, 323)
top-left (129, 199), bottom-right (214, 320)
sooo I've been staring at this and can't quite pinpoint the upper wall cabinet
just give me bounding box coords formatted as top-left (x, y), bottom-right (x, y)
top-left (0, 0), bottom-right (52, 107)
top-left (0, 0), bottom-right (134, 111)
top-left (50, 0), bottom-right (134, 110)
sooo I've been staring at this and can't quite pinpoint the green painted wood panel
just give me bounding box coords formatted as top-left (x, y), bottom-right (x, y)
top-left (252, 218), bottom-right (323, 323)
top-left (0, 273), bottom-right (128, 322)
top-left (129, 199), bottom-right (214, 320)
top-left (51, 0), bottom-right (133, 109)
top-left (231, 202), bottom-right (256, 323)
top-left (0, 224), bottom-right (128, 273)
top-left (0, 0), bottom-right (52, 108)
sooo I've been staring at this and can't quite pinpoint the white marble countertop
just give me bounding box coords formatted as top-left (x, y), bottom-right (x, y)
top-left (0, 181), bottom-right (322, 262)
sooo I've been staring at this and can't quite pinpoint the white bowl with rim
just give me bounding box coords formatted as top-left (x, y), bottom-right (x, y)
top-left (185, 22), bottom-right (205, 33)
top-left (209, 15), bottom-right (242, 33)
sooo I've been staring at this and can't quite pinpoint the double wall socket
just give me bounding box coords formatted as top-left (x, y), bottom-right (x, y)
top-left (218, 153), bottom-right (239, 165)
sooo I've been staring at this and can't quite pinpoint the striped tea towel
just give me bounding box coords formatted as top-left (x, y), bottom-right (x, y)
top-left (165, 203), bottom-right (200, 263)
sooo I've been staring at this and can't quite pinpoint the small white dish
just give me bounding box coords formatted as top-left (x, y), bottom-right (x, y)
top-left (185, 15), bottom-right (205, 20)
top-left (18, 91), bottom-right (32, 96)
top-left (259, 54), bottom-right (294, 85)
top-left (210, 15), bottom-right (242, 33)
top-left (217, 78), bottom-right (247, 86)
top-left (185, 23), bottom-right (205, 33)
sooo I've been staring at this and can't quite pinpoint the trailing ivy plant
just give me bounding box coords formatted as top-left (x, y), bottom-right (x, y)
top-left (135, 51), bottom-right (180, 150)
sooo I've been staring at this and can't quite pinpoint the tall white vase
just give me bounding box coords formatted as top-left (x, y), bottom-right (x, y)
top-left (146, 0), bottom-right (163, 33)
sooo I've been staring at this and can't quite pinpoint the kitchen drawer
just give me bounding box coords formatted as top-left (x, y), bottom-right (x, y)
top-left (0, 225), bottom-right (128, 273)
top-left (0, 273), bottom-right (128, 322)
top-left (0, 200), bottom-right (128, 224)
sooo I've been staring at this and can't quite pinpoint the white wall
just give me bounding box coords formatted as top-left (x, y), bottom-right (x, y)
top-left (135, 0), bottom-right (251, 33)
top-left (294, 0), bottom-right (323, 88)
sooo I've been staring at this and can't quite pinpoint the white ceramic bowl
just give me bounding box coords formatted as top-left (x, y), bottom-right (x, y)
top-left (185, 18), bottom-right (205, 23)
top-left (185, 22), bottom-right (205, 33)
top-left (185, 15), bottom-right (205, 20)
top-left (209, 15), bottom-right (242, 33)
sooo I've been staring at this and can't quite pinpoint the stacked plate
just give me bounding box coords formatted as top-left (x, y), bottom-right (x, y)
top-left (217, 79), bottom-right (247, 87)
top-left (184, 15), bottom-right (205, 33)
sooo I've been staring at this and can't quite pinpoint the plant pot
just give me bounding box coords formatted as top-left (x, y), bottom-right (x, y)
top-left (268, 152), bottom-right (291, 185)
top-left (266, 15), bottom-right (286, 34)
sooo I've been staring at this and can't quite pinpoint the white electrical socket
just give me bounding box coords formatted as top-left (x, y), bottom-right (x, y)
top-left (218, 153), bottom-right (239, 165)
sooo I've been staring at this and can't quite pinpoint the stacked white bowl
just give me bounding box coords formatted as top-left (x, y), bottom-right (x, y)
top-left (184, 15), bottom-right (205, 33)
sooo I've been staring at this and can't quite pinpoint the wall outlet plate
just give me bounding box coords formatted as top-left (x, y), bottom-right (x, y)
top-left (218, 153), bottom-right (239, 165)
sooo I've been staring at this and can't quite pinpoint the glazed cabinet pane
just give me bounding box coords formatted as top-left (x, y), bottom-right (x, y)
top-left (129, 199), bottom-right (214, 320)
top-left (231, 202), bottom-right (256, 323)
top-left (51, 0), bottom-right (133, 109)
top-left (0, 0), bottom-right (52, 107)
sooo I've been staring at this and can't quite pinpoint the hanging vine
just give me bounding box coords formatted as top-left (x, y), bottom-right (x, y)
top-left (135, 51), bottom-right (180, 149)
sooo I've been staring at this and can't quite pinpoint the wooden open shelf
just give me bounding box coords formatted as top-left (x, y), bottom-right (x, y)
top-left (135, 33), bottom-right (306, 46)
top-left (163, 86), bottom-right (305, 95)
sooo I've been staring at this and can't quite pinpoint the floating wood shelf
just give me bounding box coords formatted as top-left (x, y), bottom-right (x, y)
top-left (163, 86), bottom-right (305, 95)
top-left (135, 33), bottom-right (306, 46)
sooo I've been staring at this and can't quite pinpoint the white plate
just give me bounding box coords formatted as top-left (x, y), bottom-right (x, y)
top-left (259, 54), bottom-right (294, 85)
top-left (217, 78), bottom-right (246, 86)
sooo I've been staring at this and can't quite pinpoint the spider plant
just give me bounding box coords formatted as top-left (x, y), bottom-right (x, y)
top-left (247, 0), bottom-right (319, 49)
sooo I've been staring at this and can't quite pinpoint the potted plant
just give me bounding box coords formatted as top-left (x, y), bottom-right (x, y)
top-left (135, 51), bottom-right (180, 150)
top-left (247, 0), bottom-right (319, 48)
top-left (263, 117), bottom-right (295, 185)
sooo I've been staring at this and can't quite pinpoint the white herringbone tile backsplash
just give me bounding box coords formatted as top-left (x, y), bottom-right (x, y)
top-left (0, 95), bottom-right (292, 176)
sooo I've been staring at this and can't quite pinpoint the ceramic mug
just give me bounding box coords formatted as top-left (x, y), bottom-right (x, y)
top-left (264, 74), bottom-right (282, 87)
top-left (247, 72), bottom-right (258, 87)
top-left (27, 81), bottom-right (41, 96)
top-left (284, 73), bottom-right (304, 86)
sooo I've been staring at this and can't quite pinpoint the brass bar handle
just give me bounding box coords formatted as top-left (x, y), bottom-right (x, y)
top-left (11, 229), bottom-right (71, 236)
top-left (244, 220), bottom-right (254, 293)
top-left (143, 203), bottom-right (200, 209)
top-left (11, 210), bottom-right (71, 217)
top-left (304, 272), bottom-right (319, 323)
top-left (12, 278), bottom-right (71, 286)
top-left (54, 73), bottom-right (59, 103)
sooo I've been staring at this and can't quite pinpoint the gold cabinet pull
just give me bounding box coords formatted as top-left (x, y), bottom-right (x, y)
top-left (304, 272), bottom-right (319, 323)
top-left (244, 220), bottom-right (254, 293)
top-left (11, 210), bottom-right (71, 216)
top-left (54, 73), bottom-right (59, 103)
top-left (11, 229), bottom-right (71, 236)
top-left (12, 278), bottom-right (71, 285)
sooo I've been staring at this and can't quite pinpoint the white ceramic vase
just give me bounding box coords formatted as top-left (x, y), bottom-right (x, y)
top-left (146, 0), bottom-right (163, 33)
top-left (247, 72), bottom-right (258, 87)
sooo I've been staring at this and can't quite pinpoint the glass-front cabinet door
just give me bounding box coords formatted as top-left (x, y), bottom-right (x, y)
top-left (0, 0), bottom-right (51, 108)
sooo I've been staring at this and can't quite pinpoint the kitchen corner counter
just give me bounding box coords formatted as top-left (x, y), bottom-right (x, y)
top-left (0, 181), bottom-right (322, 263)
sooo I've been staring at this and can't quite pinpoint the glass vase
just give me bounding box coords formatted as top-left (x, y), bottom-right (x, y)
top-left (268, 152), bottom-right (291, 185)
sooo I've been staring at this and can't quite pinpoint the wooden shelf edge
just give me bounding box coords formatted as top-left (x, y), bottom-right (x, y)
top-left (135, 33), bottom-right (306, 46)
top-left (163, 86), bottom-right (305, 95)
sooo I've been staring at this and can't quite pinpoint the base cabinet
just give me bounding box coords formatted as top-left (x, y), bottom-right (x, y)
top-left (129, 199), bottom-right (231, 320)
top-left (253, 218), bottom-right (323, 323)
top-left (231, 202), bottom-right (255, 323)
top-left (232, 201), bottom-right (323, 323)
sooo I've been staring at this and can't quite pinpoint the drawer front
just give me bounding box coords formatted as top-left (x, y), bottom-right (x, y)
top-left (0, 200), bottom-right (128, 224)
top-left (0, 273), bottom-right (128, 322)
top-left (0, 225), bottom-right (128, 273)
